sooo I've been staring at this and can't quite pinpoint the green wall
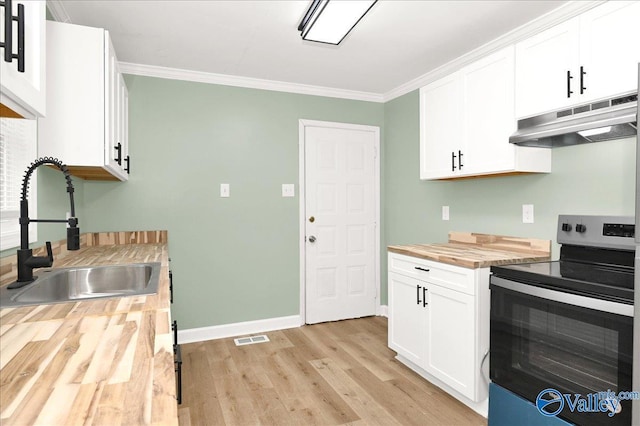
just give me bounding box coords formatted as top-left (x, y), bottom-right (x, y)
top-left (383, 91), bottom-right (636, 299)
top-left (4, 78), bottom-right (635, 331)
top-left (81, 76), bottom-right (385, 329)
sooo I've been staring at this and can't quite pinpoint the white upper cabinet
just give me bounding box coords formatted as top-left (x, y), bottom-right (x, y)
top-left (578, 1), bottom-right (640, 103)
top-left (515, 1), bottom-right (640, 118)
top-left (38, 21), bottom-right (129, 181)
top-left (0, 0), bottom-right (46, 118)
top-left (420, 46), bottom-right (550, 180)
top-left (514, 19), bottom-right (579, 119)
top-left (419, 72), bottom-right (462, 180)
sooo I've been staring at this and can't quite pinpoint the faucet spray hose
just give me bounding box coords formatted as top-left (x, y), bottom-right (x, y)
top-left (21, 157), bottom-right (76, 217)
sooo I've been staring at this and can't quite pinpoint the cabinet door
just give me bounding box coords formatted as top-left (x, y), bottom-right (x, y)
top-left (419, 72), bottom-right (463, 180)
top-left (388, 272), bottom-right (427, 366)
top-left (424, 282), bottom-right (476, 400)
top-left (462, 46), bottom-right (516, 175)
top-left (579, 1), bottom-right (640, 102)
top-left (103, 34), bottom-right (127, 180)
top-left (119, 73), bottom-right (129, 176)
top-left (38, 21), bottom-right (105, 165)
top-left (515, 18), bottom-right (580, 118)
top-left (0, 0), bottom-right (45, 117)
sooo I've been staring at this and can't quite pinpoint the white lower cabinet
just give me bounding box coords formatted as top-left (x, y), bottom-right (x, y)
top-left (424, 282), bottom-right (475, 400)
top-left (388, 272), bottom-right (427, 366)
top-left (388, 252), bottom-right (489, 413)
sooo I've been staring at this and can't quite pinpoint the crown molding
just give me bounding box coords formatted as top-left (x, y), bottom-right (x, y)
top-left (47, 0), bottom-right (605, 104)
top-left (382, 0), bottom-right (606, 102)
top-left (46, 0), bottom-right (72, 23)
top-left (119, 62), bottom-right (385, 103)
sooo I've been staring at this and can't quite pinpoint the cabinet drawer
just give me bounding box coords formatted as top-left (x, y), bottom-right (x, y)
top-left (388, 252), bottom-right (475, 295)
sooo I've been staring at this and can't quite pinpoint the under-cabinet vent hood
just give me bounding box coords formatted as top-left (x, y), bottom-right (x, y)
top-left (509, 93), bottom-right (637, 148)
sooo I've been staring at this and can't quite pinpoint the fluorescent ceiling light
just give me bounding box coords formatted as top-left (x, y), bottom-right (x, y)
top-left (298, 0), bottom-right (377, 45)
top-left (578, 126), bottom-right (612, 137)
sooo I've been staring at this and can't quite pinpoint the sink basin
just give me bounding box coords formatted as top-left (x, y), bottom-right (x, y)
top-left (0, 262), bottom-right (161, 308)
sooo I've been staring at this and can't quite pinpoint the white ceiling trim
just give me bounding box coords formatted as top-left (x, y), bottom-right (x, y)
top-left (119, 62), bottom-right (385, 103)
top-left (49, 0), bottom-right (605, 104)
top-left (382, 0), bottom-right (605, 102)
top-left (47, 0), bottom-right (71, 23)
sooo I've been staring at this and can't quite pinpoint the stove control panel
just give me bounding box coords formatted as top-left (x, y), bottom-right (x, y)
top-left (603, 223), bottom-right (635, 238)
top-left (558, 215), bottom-right (635, 250)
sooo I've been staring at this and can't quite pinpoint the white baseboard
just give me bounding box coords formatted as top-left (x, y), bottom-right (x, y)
top-left (178, 309), bottom-right (389, 344)
top-left (378, 304), bottom-right (389, 318)
top-left (178, 314), bottom-right (301, 344)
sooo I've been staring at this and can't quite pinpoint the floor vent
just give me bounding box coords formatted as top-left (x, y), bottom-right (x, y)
top-left (234, 334), bottom-right (270, 346)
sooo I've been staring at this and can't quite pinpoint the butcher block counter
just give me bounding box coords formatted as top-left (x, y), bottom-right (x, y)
top-left (0, 231), bottom-right (178, 426)
top-left (388, 231), bottom-right (551, 268)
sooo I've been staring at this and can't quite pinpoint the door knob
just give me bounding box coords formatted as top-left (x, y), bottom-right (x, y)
top-left (308, 235), bottom-right (316, 243)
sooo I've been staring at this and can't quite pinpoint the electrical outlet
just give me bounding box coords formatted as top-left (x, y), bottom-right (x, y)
top-left (442, 206), bottom-right (450, 221)
top-left (220, 183), bottom-right (230, 197)
top-left (282, 184), bottom-right (295, 197)
top-left (522, 204), bottom-right (534, 223)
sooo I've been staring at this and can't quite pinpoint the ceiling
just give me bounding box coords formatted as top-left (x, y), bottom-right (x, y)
top-left (51, 0), bottom-right (571, 98)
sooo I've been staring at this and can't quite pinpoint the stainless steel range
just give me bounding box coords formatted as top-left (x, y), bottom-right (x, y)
top-left (489, 215), bottom-right (634, 426)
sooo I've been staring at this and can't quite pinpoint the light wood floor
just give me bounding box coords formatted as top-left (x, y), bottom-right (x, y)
top-left (177, 316), bottom-right (487, 426)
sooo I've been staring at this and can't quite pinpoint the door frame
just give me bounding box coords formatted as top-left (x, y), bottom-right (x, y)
top-left (298, 119), bottom-right (381, 325)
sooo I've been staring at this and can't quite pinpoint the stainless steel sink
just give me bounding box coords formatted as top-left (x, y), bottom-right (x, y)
top-left (0, 262), bottom-right (161, 308)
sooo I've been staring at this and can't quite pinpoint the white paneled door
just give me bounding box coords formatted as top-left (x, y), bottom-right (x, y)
top-left (302, 121), bottom-right (379, 324)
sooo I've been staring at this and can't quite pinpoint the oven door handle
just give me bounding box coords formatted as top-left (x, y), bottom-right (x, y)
top-left (490, 276), bottom-right (634, 317)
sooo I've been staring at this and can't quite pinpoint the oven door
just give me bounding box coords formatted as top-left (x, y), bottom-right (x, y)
top-left (490, 276), bottom-right (633, 426)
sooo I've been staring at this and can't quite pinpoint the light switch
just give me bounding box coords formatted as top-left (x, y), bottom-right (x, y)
top-left (522, 204), bottom-right (534, 223)
top-left (442, 206), bottom-right (449, 221)
top-left (220, 183), bottom-right (230, 198)
top-left (282, 184), bottom-right (295, 197)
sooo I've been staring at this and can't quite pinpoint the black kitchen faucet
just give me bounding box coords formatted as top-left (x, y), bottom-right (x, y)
top-left (8, 157), bottom-right (80, 289)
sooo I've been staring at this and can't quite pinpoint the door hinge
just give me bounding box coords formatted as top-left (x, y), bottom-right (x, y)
top-left (373, 146), bottom-right (378, 159)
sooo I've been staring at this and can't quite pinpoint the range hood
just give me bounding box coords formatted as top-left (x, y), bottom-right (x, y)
top-left (510, 93), bottom-right (637, 148)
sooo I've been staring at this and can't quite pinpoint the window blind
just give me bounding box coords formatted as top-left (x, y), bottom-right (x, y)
top-left (0, 117), bottom-right (37, 251)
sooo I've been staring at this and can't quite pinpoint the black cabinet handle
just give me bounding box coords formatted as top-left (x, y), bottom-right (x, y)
top-left (2, 0), bottom-right (12, 63)
top-left (175, 344), bottom-right (182, 404)
top-left (423, 287), bottom-right (428, 307)
top-left (114, 142), bottom-right (122, 165)
top-left (172, 320), bottom-right (178, 348)
top-left (16, 2), bottom-right (24, 72)
top-left (451, 151), bottom-right (457, 171)
top-left (1, 0), bottom-right (25, 72)
top-left (169, 270), bottom-right (173, 304)
top-left (458, 150), bottom-right (463, 170)
top-left (414, 266), bottom-right (430, 272)
top-left (416, 284), bottom-right (421, 305)
top-left (567, 70), bottom-right (573, 98)
top-left (580, 66), bottom-right (586, 94)
top-left (124, 155), bottom-right (130, 174)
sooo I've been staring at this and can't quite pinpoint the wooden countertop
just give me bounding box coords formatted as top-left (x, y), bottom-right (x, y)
top-left (388, 232), bottom-right (551, 268)
top-left (0, 237), bottom-right (178, 425)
